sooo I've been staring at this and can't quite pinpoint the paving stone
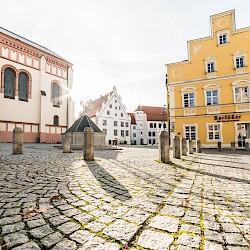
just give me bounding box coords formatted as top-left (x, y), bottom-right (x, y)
top-left (73, 213), bottom-right (93, 224)
top-left (149, 215), bottom-right (180, 233)
top-left (78, 236), bottom-right (105, 250)
top-left (137, 229), bottom-right (174, 250)
top-left (41, 232), bottom-right (63, 248)
top-left (3, 232), bottom-right (29, 248)
top-left (223, 233), bottom-right (249, 246)
top-left (182, 216), bottom-right (200, 225)
top-left (180, 223), bottom-right (201, 234)
top-left (3, 208), bottom-right (21, 216)
top-left (27, 218), bottom-right (46, 228)
top-left (85, 221), bottom-right (106, 232)
top-left (160, 204), bottom-right (185, 217)
top-left (177, 234), bottom-right (201, 248)
top-left (0, 215), bottom-right (22, 225)
top-left (71, 200), bottom-right (86, 206)
top-left (12, 241), bottom-right (41, 250)
top-left (123, 208), bottom-right (151, 224)
top-left (203, 219), bottom-right (221, 231)
top-left (29, 224), bottom-right (54, 238)
top-left (97, 215), bottom-right (115, 224)
top-left (62, 208), bottom-right (81, 217)
top-left (103, 219), bottom-right (139, 243)
top-left (69, 230), bottom-right (95, 244)
top-left (221, 223), bottom-right (241, 233)
top-left (136, 201), bottom-right (158, 212)
top-left (52, 238), bottom-right (77, 250)
top-left (57, 204), bottom-right (74, 211)
top-left (204, 229), bottom-right (224, 243)
top-left (1, 222), bottom-right (25, 235)
top-left (204, 240), bottom-right (223, 250)
top-left (57, 221), bottom-right (81, 234)
top-left (49, 215), bottom-right (70, 226)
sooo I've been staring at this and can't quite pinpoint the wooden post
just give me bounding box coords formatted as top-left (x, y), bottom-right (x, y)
top-left (83, 127), bottom-right (94, 161)
top-left (173, 135), bottom-right (181, 159)
top-left (158, 131), bottom-right (170, 163)
top-left (13, 127), bottom-right (23, 154)
top-left (197, 140), bottom-right (201, 153)
top-left (63, 133), bottom-right (72, 153)
top-left (181, 138), bottom-right (187, 156)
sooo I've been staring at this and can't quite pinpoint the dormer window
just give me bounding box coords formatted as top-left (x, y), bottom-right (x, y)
top-left (217, 30), bottom-right (229, 46)
top-left (219, 34), bottom-right (227, 44)
top-left (204, 56), bottom-right (217, 76)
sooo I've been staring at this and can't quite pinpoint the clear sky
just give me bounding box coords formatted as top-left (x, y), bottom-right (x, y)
top-left (1, 0), bottom-right (249, 116)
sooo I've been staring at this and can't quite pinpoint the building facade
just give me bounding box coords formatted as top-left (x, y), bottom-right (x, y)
top-left (166, 10), bottom-right (250, 148)
top-left (0, 27), bottom-right (74, 143)
top-left (129, 105), bottom-right (167, 145)
top-left (85, 86), bottom-right (130, 145)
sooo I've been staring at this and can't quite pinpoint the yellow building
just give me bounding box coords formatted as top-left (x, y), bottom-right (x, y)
top-left (166, 10), bottom-right (250, 148)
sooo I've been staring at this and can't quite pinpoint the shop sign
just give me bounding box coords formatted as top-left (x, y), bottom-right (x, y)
top-left (214, 114), bottom-right (241, 122)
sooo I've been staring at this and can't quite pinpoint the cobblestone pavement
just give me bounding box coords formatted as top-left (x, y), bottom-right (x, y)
top-left (0, 143), bottom-right (249, 250)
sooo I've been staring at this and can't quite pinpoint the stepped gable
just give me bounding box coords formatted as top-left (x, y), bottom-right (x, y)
top-left (66, 115), bottom-right (102, 133)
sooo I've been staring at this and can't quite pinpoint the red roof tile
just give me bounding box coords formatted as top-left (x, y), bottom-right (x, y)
top-left (135, 105), bottom-right (168, 122)
top-left (128, 113), bottom-right (136, 124)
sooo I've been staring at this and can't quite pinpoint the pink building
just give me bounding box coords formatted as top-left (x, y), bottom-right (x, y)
top-left (0, 27), bottom-right (74, 143)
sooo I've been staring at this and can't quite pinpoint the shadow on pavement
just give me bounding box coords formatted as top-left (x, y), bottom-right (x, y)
top-left (85, 161), bottom-right (132, 200)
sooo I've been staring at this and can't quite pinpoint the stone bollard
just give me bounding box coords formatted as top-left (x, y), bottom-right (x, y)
top-left (158, 131), bottom-right (170, 163)
top-left (63, 133), bottom-right (72, 153)
top-left (245, 142), bottom-right (249, 151)
top-left (173, 136), bottom-right (181, 159)
top-left (197, 140), bottom-right (201, 153)
top-left (231, 142), bottom-right (236, 151)
top-left (83, 127), bottom-right (94, 161)
top-left (181, 138), bottom-right (187, 156)
top-left (188, 139), bottom-right (193, 154)
top-left (218, 142), bottom-right (222, 152)
top-left (13, 127), bottom-right (23, 154)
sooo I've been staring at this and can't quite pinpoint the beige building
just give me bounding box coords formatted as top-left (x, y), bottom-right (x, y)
top-left (0, 27), bottom-right (74, 143)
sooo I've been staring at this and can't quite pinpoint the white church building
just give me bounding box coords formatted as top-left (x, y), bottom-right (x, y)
top-left (0, 27), bottom-right (74, 143)
top-left (84, 86), bottom-right (130, 145)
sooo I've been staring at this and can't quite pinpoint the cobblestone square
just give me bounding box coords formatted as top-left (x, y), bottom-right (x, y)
top-left (0, 143), bottom-right (249, 249)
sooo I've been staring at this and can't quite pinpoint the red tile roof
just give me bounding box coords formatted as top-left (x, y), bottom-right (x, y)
top-left (128, 113), bottom-right (136, 124)
top-left (85, 91), bottom-right (113, 118)
top-left (135, 105), bottom-right (168, 122)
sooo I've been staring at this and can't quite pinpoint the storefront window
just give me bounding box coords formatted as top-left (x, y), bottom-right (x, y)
top-left (208, 124), bottom-right (220, 140)
top-left (185, 126), bottom-right (196, 140)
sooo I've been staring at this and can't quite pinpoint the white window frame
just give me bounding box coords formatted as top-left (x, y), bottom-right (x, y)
top-left (204, 56), bottom-right (217, 74)
top-left (181, 87), bottom-right (197, 108)
top-left (205, 90), bottom-right (219, 106)
top-left (203, 84), bottom-right (221, 106)
top-left (232, 80), bottom-right (250, 103)
top-left (233, 51), bottom-right (247, 69)
top-left (217, 30), bottom-right (229, 45)
top-left (183, 92), bottom-right (195, 108)
top-left (103, 119), bottom-right (107, 126)
top-left (206, 123), bottom-right (222, 142)
top-left (183, 124), bottom-right (198, 141)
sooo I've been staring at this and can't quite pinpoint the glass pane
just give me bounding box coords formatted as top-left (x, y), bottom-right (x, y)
top-left (18, 72), bottom-right (28, 101)
top-left (4, 68), bottom-right (15, 98)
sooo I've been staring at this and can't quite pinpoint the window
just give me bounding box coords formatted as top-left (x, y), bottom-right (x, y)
top-left (115, 100), bottom-right (117, 103)
top-left (4, 68), bottom-right (15, 99)
top-left (121, 130), bottom-right (124, 136)
top-left (208, 124), bottom-right (220, 140)
top-left (159, 123), bottom-right (162, 128)
top-left (185, 126), bottom-right (196, 140)
top-left (150, 123), bottom-right (153, 128)
top-left (206, 90), bottom-right (218, 105)
top-left (115, 106), bottom-right (117, 110)
top-left (235, 87), bottom-right (249, 103)
top-left (103, 129), bottom-right (107, 135)
top-left (103, 120), bottom-right (107, 126)
top-left (18, 72), bottom-right (28, 101)
top-left (114, 121), bottom-right (117, 126)
top-left (236, 57), bottom-right (244, 68)
top-left (154, 123), bottom-right (156, 128)
top-left (109, 104), bottom-right (112, 108)
top-left (207, 62), bottom-right (215, 73)
top-left (126, 130), bottom-right (129, 136)
top-left (133, 126), bottom-right (136, 129)
top-left (121, 122), bottom-right (124, 127)
top-left (219, 33), bottom-right (227, 45)
top-left (115, 113), bottom-right (117, 116)
top-left (114, 130), bottom-right (117, 136)
top-left (148, 131), bottom-right (151, 137)
top-left (125, 122), bottom-right (129, 127)
top-left (53, 115), bottom-right (59, 126)
top-left (107, 110), bottom-right (110, 115)
top-left (149, 139), bottom-right (151, 144)
top-left (133, 133), bottom-right (136, 137)
top-left (52, 82), bottom-right (60, 107)
top-left (183, 93), bottom-right (195, 107)
top-left (121, 113), bottom-right (123, 117)
top-left (152, 132), bottom-right (156, 137)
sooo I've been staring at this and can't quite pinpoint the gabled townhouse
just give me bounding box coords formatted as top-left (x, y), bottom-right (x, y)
top-left (84, 86), bottom-right (130, 145)
top-left (166, 10), bottom-right (250, 148)
top-left (129, 105), bottom-right (168, 145)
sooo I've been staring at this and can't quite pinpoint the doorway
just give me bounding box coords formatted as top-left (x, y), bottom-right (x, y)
top-left (237, 123), bottom-right (249, 147)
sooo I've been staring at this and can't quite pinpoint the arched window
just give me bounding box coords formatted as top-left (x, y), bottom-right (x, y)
top-left (52, 82), bottom-right (60, 107)
top-left (18, 72), bottom-right (28, 101)
top-left (4, 68), bottom-right (15, 99)
top-left (53, 115), bottom-right (59, 126)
